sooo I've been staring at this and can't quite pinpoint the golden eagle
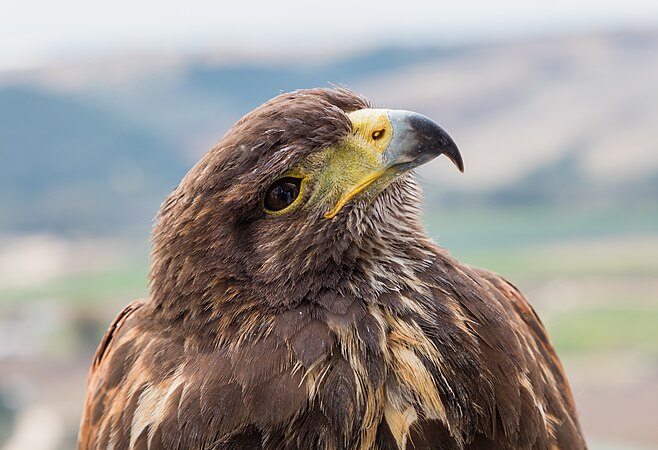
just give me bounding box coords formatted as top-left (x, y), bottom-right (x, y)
top-left (78, 88), bottom-right (586, 449)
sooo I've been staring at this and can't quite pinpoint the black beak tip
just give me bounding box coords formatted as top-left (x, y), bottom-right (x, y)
top-left (450, 144), bottom-right (465, 173)
top-left (406, 112), bottom-right (464, 173)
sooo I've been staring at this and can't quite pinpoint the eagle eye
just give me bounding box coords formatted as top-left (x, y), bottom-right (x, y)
top-left (264, 177), bottom-right (302, 212)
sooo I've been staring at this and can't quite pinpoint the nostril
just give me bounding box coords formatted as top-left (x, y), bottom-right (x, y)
top-left (371, 129), bottom-right (385, 140)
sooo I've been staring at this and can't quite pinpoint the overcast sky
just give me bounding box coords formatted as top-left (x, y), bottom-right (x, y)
top-left (3, 0), bottom-right (658, 70)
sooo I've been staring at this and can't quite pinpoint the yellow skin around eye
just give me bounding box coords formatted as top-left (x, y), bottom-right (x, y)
top-left (321, 109), bottom-right (395, 219)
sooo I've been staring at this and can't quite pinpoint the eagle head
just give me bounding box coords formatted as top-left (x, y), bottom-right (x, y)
top-left (150, 88), bottom-right (462, 313)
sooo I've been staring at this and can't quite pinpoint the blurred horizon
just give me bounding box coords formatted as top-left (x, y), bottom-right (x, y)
top-left (1, 6), bottom-right (658, 450)
top-left (3, 0), bottom-right (658, 71)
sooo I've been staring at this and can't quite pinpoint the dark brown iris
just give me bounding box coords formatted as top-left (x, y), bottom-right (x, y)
top-left (264, 177), bottom-right (302, 212)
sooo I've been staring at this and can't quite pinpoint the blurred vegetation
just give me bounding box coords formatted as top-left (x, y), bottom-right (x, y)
top-left (550, 307), bottom-right (658, 355)
top-left (0, 264), bottom-right (148, 306)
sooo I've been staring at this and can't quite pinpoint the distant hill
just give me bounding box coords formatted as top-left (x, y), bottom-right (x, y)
top-left (1, 31), bottom-right (656, 235)
top-left (0, 86), bottom-right (184, 234)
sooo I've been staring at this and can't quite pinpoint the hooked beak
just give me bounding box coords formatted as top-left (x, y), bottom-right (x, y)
top-left (383, 110), bottom-right (463, 173)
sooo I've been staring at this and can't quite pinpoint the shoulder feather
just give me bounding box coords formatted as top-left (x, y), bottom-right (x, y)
top-left (78, 299), bottom-right (145, 450)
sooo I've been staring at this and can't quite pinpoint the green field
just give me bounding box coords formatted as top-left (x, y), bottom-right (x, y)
top-left (426, 205), bottom-right (658, 278)
top-left (0, 263), bottom-right (149, 305)
top-left (549, 307), bottom-right (658, 354)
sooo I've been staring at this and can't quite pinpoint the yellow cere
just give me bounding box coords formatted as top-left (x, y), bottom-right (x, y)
top-left (323, 109), bottom-right (394, 219)
top-left (348, 108), bottom-right (393, 154)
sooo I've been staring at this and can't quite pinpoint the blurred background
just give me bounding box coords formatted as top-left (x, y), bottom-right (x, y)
top-left (1, 1), bottom-right (657, 449)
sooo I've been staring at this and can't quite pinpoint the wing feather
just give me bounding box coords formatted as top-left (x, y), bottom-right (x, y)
top-left (471, 267), bottom-right (585, 447)
top-left (78, 299), bottom-right (145, 449)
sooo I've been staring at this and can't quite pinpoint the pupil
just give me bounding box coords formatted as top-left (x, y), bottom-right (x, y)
top-left (277, 184), bottom-right (294, 203)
